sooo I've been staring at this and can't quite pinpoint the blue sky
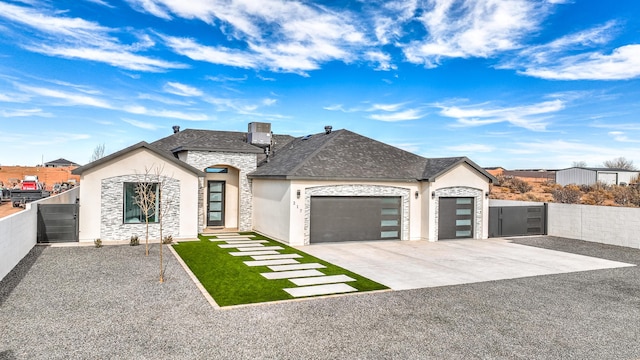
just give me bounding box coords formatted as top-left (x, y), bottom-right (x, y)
top-left (1, 0), bottom-right (640, 169)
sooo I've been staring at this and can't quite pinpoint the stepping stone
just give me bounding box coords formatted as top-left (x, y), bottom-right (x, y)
top-left (261, 270), bottom-right (324, 280)
top-left (251, 254), bottom-right (301, 260)
top-left (284, 283), bottom-right (358, 298)
top-left (223, 240), bottom-right (269, 244)
top-left (238, 246), bottom-right (283, 252)
top-left (268, 263), bottom-right (326, 272)
top-left (229, 251), bottom-right (279, 256)
top-left (290, 275), bottom-right (356, 286)
top-left (244, 259), bottom-right (299, 267)
top-left (219, 243), bottom-right (264, 248)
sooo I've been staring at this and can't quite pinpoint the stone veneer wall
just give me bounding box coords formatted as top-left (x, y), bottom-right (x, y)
top-left (100, 175), bottom-right (180, 241)
top-left (304, 184), bottom-right (411, 245)
top-left (432, 186), bottom-right (483, 240)
top-left (182, 151), bottom-right (256, 232)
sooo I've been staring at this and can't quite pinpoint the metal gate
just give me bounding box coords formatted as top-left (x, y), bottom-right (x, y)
top-left (37, 204), bottom-right (79, 243)
top-left (489, 204), bottom-right (546, 237)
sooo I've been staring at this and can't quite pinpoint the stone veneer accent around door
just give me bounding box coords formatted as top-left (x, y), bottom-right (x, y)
top-left (181, 151), bottom-right (257, 232)
top-left (432, 186), bottom-right (483, 240)
top-left (304, 184), bottom-right (411, 245)
top-left (100, 174), bottom-right (180, 241)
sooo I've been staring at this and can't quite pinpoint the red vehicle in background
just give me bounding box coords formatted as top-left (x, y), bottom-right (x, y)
top-left (10, 176), bottom-right (50, 207)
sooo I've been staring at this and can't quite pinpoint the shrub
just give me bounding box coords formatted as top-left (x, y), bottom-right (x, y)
top-left (94, 238), bottom-right (103, 248)
top-left (498, 176), bottom-right (533, 194)
top-left (130, 235), bottom-right (139, 246)
top-left (520, 193), bottom-right (542, 202)
top-left (552, 185), bottom-right (581, 204)
top-left (162, 235), bottom-right (173, 244)
top-left (510, 177), bottom-right (533, 194)
top-left (583, 189), bottom-right (608, 205)
top-left (612, 186), bottom-right (640, 206)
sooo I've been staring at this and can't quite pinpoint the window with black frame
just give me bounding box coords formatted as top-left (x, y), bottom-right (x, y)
top-left (123, 182), bottom-right (159, 224)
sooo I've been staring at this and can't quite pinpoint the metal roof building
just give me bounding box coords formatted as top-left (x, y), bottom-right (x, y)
top-left (556, 167), bottom-right (639, 186)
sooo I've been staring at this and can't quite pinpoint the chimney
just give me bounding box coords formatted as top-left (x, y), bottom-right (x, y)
top-left (172, 125), bottom-right (180, 134)
top-left (324, 125), bottom-right (332, 134)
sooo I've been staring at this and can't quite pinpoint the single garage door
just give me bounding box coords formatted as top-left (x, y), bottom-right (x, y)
top-left (310, 196), bottom-right (401, 243)
top-left (438, 197), bottom-right (474, 240)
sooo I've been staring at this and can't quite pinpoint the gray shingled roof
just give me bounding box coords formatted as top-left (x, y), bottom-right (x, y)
top-left (45, 158), bottom-right (79, 166)
top-left (151, 129), bottom-right (295, 155)
top-left (248, 129), bottom-right (493, 182)
top-left (74, 127), bottom-right (494, 183)
top-left (72, 142), bottom-right (204, 176)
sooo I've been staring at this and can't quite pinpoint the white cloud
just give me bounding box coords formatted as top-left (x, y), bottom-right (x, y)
top-left (0, 2), bottom-right (184, 72)
top-left (137, 93), bottom-right (192, 106)
top-left (137, 0), bottom-right (372, 74)
top-left (517, 21), bottom-right (618, 64)
top-left (446, 144), bottom-right (494, 153)
top-left (163, 82), bottom-right (203, 97)
top-left (85, 0), bottom-right (115, 8)
top-left (370, 103), bottom-right (406, 112)
top-left (400, 0), bottom-right (546, 67)
top-left (122, 118), bottom-right (161, 130)
top-left (0, 108), bottom-right (52, 117)
top-left (262, 98), bottom-right (277, 106)
top-left (438, 99), bottom-right (565, 131)
top-left (27, 45), bottom-right (186, 72)
top-left (162, 36), bottom-right (259, 69)
top-left (608, 131), bottom-right (640, 143)
top-left (520, 45), bottom-right (640, 80)
top-left (123, 105), bottom-right (209, 121)
top-left (206, 75), bottom-right (248, 82)
top-left (18, 84), bottom-right (112, 108)
top-left (369, 108), bottom-right (424, 122)
top-left (323, 104), bottom-right (346, 112)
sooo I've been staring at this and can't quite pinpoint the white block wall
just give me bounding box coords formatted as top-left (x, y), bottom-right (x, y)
top-left (0, 188), bottom-right (79, 282)
top-left (548, 203), bottom-right (640, 249)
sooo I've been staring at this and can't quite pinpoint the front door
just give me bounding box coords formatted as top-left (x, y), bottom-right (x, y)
top-left (207, 181), bottom-right (225, 227)
top-left (438, 197), bottom-right (474, 240)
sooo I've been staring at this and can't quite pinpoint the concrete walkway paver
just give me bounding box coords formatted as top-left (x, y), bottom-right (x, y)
top-left (267, 263), bottom-right (326, 271)
top-left (261, 269), bottom-right (324, 279)
top-left (283, 283), bottom-right (357, 297)
top-left (244, 259), bottom-right (299, 266)
top-left (251, 253), bottom-right (301, 260)
top-left (290, 275), bottom-right (356, 286)
top-left (229, 251), bottom-right (280, 256)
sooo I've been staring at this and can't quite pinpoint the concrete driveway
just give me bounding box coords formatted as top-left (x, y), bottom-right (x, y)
top-left (299, 238), bottom-right (635, 290)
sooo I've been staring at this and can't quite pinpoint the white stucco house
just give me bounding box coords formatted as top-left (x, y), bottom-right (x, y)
top-left (72, 123), bottom-right (496, 246)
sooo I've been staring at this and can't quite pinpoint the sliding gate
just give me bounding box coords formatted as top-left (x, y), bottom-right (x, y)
top-left (489, 204), bottom-right (547, 237)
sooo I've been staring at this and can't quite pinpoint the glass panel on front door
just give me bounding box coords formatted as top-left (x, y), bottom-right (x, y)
top-left (207, 181), bottom-right (225, 227)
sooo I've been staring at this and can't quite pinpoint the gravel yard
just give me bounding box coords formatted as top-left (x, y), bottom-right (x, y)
top-left (1, 237), bottom-right (640, 359)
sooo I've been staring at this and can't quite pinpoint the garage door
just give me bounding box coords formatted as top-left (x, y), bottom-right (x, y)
top-left (438, 197), bottom-right (474, 240)
top-left (310, 196), bottom-right (401, 243)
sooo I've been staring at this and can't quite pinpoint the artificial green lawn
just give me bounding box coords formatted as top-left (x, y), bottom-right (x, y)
top-left (172, 232), bottom-right (388, 306)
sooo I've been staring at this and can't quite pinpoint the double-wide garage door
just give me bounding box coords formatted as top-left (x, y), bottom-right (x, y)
top-left (310, 196), bottom-right (401, 243)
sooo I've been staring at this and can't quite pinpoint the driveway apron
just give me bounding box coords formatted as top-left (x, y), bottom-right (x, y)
top-left (298, 238), bottom-right (635, 290)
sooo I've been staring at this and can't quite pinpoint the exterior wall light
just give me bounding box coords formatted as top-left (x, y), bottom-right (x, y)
top-left (485, 191), bottom-right (490, 198)
top-left (431, 191), bottom-right (436, 199)
top-left (415, 191), bottom-right (419, 199)
top-left (296, 189), bottom-right (301, 199)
